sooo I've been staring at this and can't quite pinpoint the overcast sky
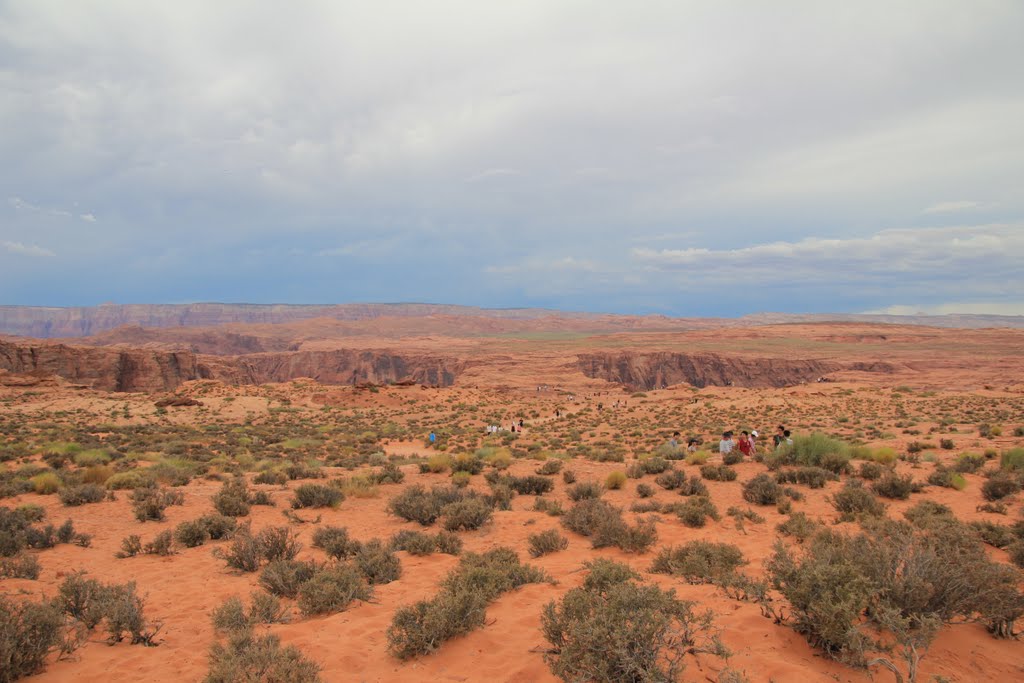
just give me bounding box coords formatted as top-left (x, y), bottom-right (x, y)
top-left (2, 1), bottom-right (1022, 316)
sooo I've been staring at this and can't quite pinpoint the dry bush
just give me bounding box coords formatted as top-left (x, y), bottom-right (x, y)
top-left (536, 460), bottom-right (563, 476)
top-left (143, 530), bottom-right (175, 556)
top-left (131, 487), bottom-right (183, 522)
top-left (872, 473), bottom-right (921, 500)
top-left (774, 467), bottom-right (836, 489)
top-left (291, 483), bottom-right (343, 509)
top-left (205, 630), bottom-right (320, 683)
top-left (0, 594), bottom-right (67, 683)
top-left (675, 496), bottom-right (720, 528)
top-left (311, 526), bottom-right (360, 560)
top-left (775, 511), bottom-right (822, 542)
top-left (742, 474), bottom-right (782, 505)
top-left (388, 485), bottom-right (470, 526)
top-left (858, 461), bottom-right (884, 480)
top-left (389, 530), bottom-right (437, 555)
top-left (59, 483), bottom-right (106, 506)
top-left (567, 481), bottom-right (604, 501)
top-left (354, 540), bottom-right (402, 584)
top-left (213, 477), bottom-right (252, 517)
top-left (0, 552), bottom-right (41, 580)
top-left (636, 483), bottom-right (655, 498)
top-left (604, 471), bottom-right (627, 490)
top-left (174, 520), bottom-right (210, 548)
top-left (297, 564), bottom-right (373, 616)
top-left (387, 548), bottom-right (547, 660)
top-left (259, 559), bottom-right (320, 598)
top-left (528, 529), bottom-right (569, 557)
top-left (829, 480), bottom-right (886, 520)
top-left (981, 474), bottom-right (1020, 501)
top-left (654, 469), bottom-right (686, 490)
top-left (542, 563), bottom-right (727, 682)
top-left (701, 464), bottom-right (738, 482)
top-left (678, 475), bottom-right (709, 497)
top-left (650, 541), bottom-right (746, 584)
top-left (508, 475), bottom-right (554, 495)
top-left (441, 498), bottom-right (492, 532)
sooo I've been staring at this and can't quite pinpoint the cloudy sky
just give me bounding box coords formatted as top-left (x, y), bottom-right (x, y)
top-left (2, 1), bottom-right (1022, 316)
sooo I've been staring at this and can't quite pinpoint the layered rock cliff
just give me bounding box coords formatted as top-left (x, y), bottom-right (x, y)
top-left (577, 352), bottom-right (840, 389)
top-left (0, 339), bottom-right (463, 391)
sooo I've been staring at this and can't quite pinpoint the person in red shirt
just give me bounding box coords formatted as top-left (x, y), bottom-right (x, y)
top-left (737, 431), bottom-right (754, 457)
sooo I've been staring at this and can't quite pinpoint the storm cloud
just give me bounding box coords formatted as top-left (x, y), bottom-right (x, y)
top-left (1, 1), bottom-right (1022, 315)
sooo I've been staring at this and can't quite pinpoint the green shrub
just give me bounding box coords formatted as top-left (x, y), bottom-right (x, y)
top-left (450, 471), bottom-right (471, 488)
top-left (954, 453), bottom-right (985, 473)
top-left (389, 530), bottom-right (437, 555)
top-left (144, 530), bottom-right (175, 556)
top-left (205, 630), bottom-right (320, 683)
top-left (106, 469), bottom-right (156, 490)
top-left (742, 474), bottom-right (782, 505)
top-left (116, 534), bottom-right (142, 558)
top-left (509, 475), bottom-right (554, 495)
top-left (1001, 448), bottom-right (1024, 472)
top-left (199, 513), bottom-right (238, 540)
top-left (858, 461), bottom-right (884, 480)
top-left (654, 469), bottom-right (686, 490)
top-left (434, 531), bottom-right (463, 555)
top-left (581, 558), bottom-right (639, 593)
top-left (297, 564), bottom-right (372, 616)
top-left (776, 512), bottom-right (822, 542)
top-left (562, 469), bottom-right (577, 484)
top-left (928, 466), bottom-right (967, 490)
top-left (175, 520), bottom-right (211, 548)
top-left (211, 596), bottom-right (248, 633)
top-left (388, 485), bottom-right (467, 526)
top-left (650, 541), bottom-right (745, 584)
top-left (636, 483), bottom-right (654, 498)
top-left (775, 467), bottom-right (835, 489)
top-left (640, 456), bottom-right (670, 474)
top-left (311, 526), bottom-right (360, 560)
top-left (528, 529), bottom-right (569, 557)
top-left (871, 473), bottom-right (920, 500)
top-left (536, 460), bottom-right (563, 475)
top-left (131, 487), bottom-right (183, 522)
top-left (0, 552), bottom-right (41, 580)
top-left (969, 521), bottom-right (1016, 549)
top-left (678, 475), bottom-right (709, 497)
top-left (30, 472), bottom-right (61, 494)
top-left (253, 469), bottom-right (288, 486)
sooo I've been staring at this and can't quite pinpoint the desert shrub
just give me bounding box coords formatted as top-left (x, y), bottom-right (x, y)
top-left (387, 548), bottom-right (547, 659)
top-left (56, 519), bottom-right (76, 544)
top-left (450, 471), bottom-right (471, 488)
top-left (654, 469), bottom-right (686, 490)
top-left (434, 531), bottom-right (463, 555)
top-left (722, 450), bottom-right (744, 466)
top-left (388, 485), bottom-right (469, 526)
top-left (253, 469), bottom-right (288, 486)
top-left (581, 558), bottom-right (638, 592)
top-left (686, 450), bottom-right (711, 465)
top-left (106, 469), bottom-right (156, 490)
top-left (0, 552), bottom-right (41, 579)
top-left (562, 499), bottom-right (655, 553)
top-left (567, 481), bottom-right (603, 501)
top-left (678, 475), bottom-right (709, 496)
top-left (927, 466), bottom-right (967, 490)
top-left (0, 507), bottom-right (31, 556)
top-left (116, 534), bottom-right (143, 558)
top-left (450, 453), bottom-right (485, 475)
top-left (144, 530), bottom-right (175, 556)
top-left (0, 595), bottom-right (66, 682)
top-left (291, 483), bottom-right (343, 509)
top-left (1001, 448), bottom-right (1024, 472)
top-left (256, 526), bottom-right (301, 563)
top-left (248, 591), bottom-right (287, 625)
top-left (562, 469), bottom-right (577, 484)
top-left (509, 475), bottom-right (554, 495)
top-left (30, 472), bottom-right (61, 494)
top-left (199, 513), bottom-right (237, 540)
top-left (175, 520), bottom-right (211, 548)
top-left (371, 463), bottom-right (406, 485)
top-left (650, 541), bottom-right (745, 584)
top-left (872, 473), bottom-right (920, 500)
top-left (969, 521), bottom-right (1016, 548)
top-left (131, 487), bottom-right (182, 522)
top-left (775, 467), bottom-right (835, 489)
top-left (776, 511), bottom-right (822, 542)
top-left (441, 498), bottom-right (492, 531)
top-left (954, 453), bottom-right (985, 473)
top-left (14, 505), bottom-right (44, 523)
top-left (676, 496), bottom-right (719, 528)
top-left (213, 477), bottom-right (251, 517)
top-left (59, 483), bottom-right (106, 506)
top-left (528, 529), bottom-right (569, 557)
top-left (636, 483), bottom-right (654, 498)
top-left (212, 596), bottom-right (248, 633)
top-left (982, 474), bottom-right (1020, 501)
top-left (541, 571), bottom-right (726, 682)
top-left (389, 530), bottom-right (437, 555)
top-left (829, 480), bottom-right (886, 520)
top-left (858, 461), bottom-right (884, 480)
top-left (939, 438), bottom-right (955, 450)
top-left (536, 460), bottom-right (563, 475)
top-left (777, 434), bottom-right (852, 472)
top-left (218, 528), bottom-right (262, 572)
top-left (486, 482), bottom-right (515, 511)
top-left (1008, 541), bottom-right (1024, 568)
top-left (902, 500), bottom-right (955, 529)
top-left (311, 525), bottom-right (359, 560)
top-left (297, 564), bottom-right (373, 616)
top-left (533, 497), bottom-right (565, 517)
top-left (742, 474), bottom-right (782, 505)
top-left (605, 471), bottom-right (627, 490)
top-left (701, 464), bottom-right (737, 482)
top-left (640, 457), bottom-right (670, 474)
top-left (259, 559), bottom-right (319, 598)
top-left (354, 540), bottom-right (402, 584)
top-left (204, 630), bottom-right (320, 683)
top-left (562, 499), bottom-right (621, 538)
top-left (977, 501), bottom-right (1008, 514)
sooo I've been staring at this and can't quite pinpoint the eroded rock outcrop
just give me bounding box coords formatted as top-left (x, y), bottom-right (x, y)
top-left (0, 338), bottom-right (463, 392)
top-left (577, 352), bottom-right (841, 389)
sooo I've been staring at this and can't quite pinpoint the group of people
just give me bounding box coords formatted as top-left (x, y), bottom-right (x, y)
top-left (718, 425), bottom-right (793, 455)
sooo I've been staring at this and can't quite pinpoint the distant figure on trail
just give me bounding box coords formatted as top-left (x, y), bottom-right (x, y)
top-left (519, 418), bottom-right (524, 428)
top-left (738, 431), bottom-right (753, 457)
top-left (429, 431), bottom-right (436, 444)
top-left (669, 431), bottom-right (680, 449)
top-left (749, 430), bottom-right (758, 450)
top-left (687, 437), bottom-right (700, 453)
top-left (719, 431), bottom-right (735, 455)
top-left (783, 429), bottom-right (793, 447)
top-left (555, 409), bottom-right (561, 418)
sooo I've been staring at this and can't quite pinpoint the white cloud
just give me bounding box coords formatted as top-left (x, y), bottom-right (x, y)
top-left (2, 240), bottom-right (56, 257)
top-left (867, 302), bottom-right (1024, 316)
top-left (923, 201), bottom-right (987, 214)
top-left (79, 213), bottom-right (97, 222)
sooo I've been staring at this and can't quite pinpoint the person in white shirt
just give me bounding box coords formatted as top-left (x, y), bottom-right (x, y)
top-left (719, 431), bottom-right (735, 454)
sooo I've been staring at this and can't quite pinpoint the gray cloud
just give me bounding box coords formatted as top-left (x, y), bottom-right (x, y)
top-left (1, 2), bottom-right (1022, 313)
top-left (2, 240), bottom-right (55, 257)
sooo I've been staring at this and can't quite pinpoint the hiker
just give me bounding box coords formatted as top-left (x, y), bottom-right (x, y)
top-left (783, 429), bottom-right (793, 447)
top-left (750, 430), bottom-right (758, 450)
top-left (429, 431), bottom-right (436, 444)
top-left (669, 431), bottom-right (680, 449)
top-left (687, 437), bottom-right (700, 453)
top-left (737, 431), bottom-right (753, 457)
top-left (519, 418), bottom-right (524, 428)
top-left (773, 425), bottom-right (786, 449)
top-left (719, 431), bottom-right (735, 455)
